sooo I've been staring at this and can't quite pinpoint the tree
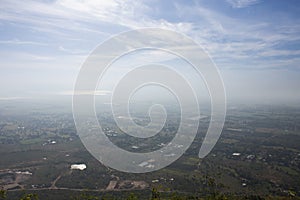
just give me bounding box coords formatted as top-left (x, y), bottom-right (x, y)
top-left (126, 193), bottom-right (138, 200)
top-left (72, 192), bottom-right (99, 200)
top-left (151, 188), bottom-right (160, 200)
top-left (19, 193), bottom-right (39, 200)
top-left (0, 190), bottom-right (6, 200)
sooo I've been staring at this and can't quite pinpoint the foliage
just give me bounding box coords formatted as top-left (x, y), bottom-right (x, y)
top-left (19, 193), bottom-right (39, 200)
top-left (0, 190), bottom-right (6, 200)
top-left (126, 193), bottom-right (138, 200)
top-left (71, 192), bottom-right (99, 200)
top-left (151, 187), bottom-right (161, 200)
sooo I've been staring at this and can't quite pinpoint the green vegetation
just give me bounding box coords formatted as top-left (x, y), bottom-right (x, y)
top-left (0, 190), bottom-right (7, 200)
top-left (19, 193), bottom-right (39, 200)
top-left (1, 188), bottom-right (300, 200)
top-left (0, 104), bottom-right (300, 199)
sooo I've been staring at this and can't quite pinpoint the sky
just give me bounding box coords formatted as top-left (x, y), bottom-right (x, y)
top-left (0, 0), bottom-right (300, 104)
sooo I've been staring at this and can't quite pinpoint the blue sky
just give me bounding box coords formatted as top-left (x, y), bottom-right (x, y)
top-left (0, 0), bottom-right (299, 104)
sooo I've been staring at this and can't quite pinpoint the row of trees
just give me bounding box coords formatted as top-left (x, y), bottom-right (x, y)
top-left (1, 185), bottom-right (298, 200)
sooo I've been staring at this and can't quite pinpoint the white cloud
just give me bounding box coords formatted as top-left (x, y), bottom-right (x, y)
top-left (0, 0), bottom-right (193, 37)
top-left (0, 0), bottom-right (299, 102)
top-left (0, 0), bottom-right (298, 72)
top-left (60, 90), bottom-right (111, 96)
top-left (0, 39), bottom-right (47, 46)
top-left (173, 2), bottom-right (300, 70)
top-left (0, 97), bottom-right (30, 100)
top-left (226, 0), bottom-right (261, 8)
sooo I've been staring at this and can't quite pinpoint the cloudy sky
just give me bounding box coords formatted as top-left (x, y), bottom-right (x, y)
top-left (0, 0), bottom-right (299, 104)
